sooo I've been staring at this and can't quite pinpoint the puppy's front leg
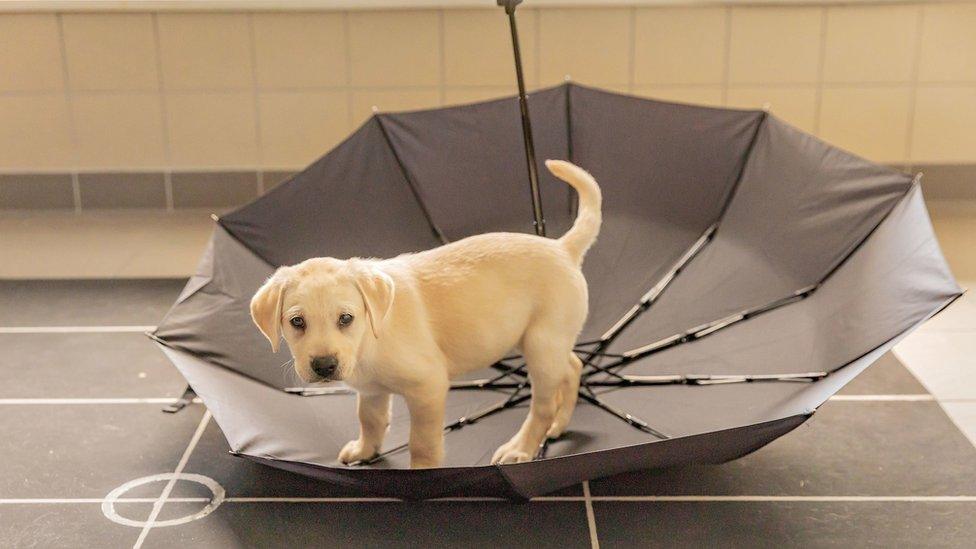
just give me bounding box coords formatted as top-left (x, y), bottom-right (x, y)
top-left (404, 383), bottom-right (447, 469)
top-left (338, 392), bottom-right (392, 464)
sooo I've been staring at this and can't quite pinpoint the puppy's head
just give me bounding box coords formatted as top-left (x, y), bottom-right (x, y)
top-left (250, 257), bottom-right (395, 384)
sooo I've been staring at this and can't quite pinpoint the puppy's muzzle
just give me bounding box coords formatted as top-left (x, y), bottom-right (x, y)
top-left (310, 355), bottom-right (339, 381)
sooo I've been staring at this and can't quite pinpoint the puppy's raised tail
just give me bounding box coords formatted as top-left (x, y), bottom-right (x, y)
top-left (545, 159), bottom-right (602, 265)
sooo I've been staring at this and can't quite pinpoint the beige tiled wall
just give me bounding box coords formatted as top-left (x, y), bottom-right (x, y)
top-left (1, 4), bottom-right (975, 179)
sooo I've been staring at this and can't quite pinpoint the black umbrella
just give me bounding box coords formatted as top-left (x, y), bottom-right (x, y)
top-left (151, 3), bottom-right (961, 500)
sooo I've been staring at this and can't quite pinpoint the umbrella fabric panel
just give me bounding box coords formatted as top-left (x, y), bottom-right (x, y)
top-left (154, 225), bottom-right (303, 389)
top-left (607, 185), bottom-right (961, 378)
top-left (159, 343), bottom-right (510, 469)
top-left (608, 116), bottom-right (914, 352)
top-left (169, 327), bottom-right (815, 500)
top-left (220, 117), bottom-right (444, 267)
top-left (438, 385), bottom-right (816, 459)
top-left (163, 329), bottom-right (808, 470)
top-left (590, 379), bottom-right (821, 441)
top-left (595, 288), bottom-right (957, 457)
top-left (160, 343), bottom-right (361, 462)
top-left (497, 413), bottom-right (809, 498)
top-left (567, 84), bottom-right (765, 341)
top-left (764, 305), bottom-right (952, 420)
top-left (380, 86), bottom-right (573, 241)
top-left (243, 410), bottom-right (809, 500)
top-left (239, 454), bottom-right (528, 500)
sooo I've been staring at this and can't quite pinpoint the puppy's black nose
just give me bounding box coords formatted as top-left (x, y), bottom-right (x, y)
top-left (310, 355), bottom-right (339, 379)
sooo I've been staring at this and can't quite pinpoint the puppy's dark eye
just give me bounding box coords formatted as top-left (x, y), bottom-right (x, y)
top-left (289, 316), bottom-right (305, 330)
top-left (338, 313), bottom-right (353, 327)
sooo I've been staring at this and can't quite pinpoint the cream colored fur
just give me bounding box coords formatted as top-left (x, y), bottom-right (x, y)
top-left (251, 160), bottom-right (602, 468)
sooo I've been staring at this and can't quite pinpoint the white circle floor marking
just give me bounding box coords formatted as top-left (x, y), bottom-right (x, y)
top-left (102, 473), bottom-right (225, 528)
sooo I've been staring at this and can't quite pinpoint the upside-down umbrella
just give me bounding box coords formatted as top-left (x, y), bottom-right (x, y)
top-left (151, 4), bottom-right (961, 500)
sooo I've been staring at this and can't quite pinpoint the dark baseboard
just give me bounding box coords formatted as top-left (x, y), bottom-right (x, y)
top-left (911, 164), bottom-right (976, 201)
top-left (0, 164), bottom-right (972, 212)
top-left (0, 170), bottom-right (298, 211)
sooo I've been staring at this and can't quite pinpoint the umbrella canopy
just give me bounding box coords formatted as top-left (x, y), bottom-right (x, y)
top-left (152, 83), bottom-right (962, 500)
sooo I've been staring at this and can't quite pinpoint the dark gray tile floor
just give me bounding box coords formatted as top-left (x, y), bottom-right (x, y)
top-left (144, 501), bottom-right (591, 549)
top-left (0, 280), bottom-right (973, 548)
top-left (0, 333), bottom-right (186, 398)
top-left (0, 504), bottom-right (144, 548)
top-left (589, 400), bottom-right (976, 496)
top-left (0, 279), bottom-right (183, 326)
top-left (592, 502), bottom-right (976, 548)
top-left (2, 403), bottom-right (205, 499)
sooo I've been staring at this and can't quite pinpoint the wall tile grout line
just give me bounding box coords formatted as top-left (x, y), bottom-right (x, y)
top-left (19, 156), bottom-right (976, 180)
top-left (437, 9), bottom-right (446, 105)
top-left (721, 6), bottom-right (732, 105)
top-left (0, 80), bottom-right (971, 98)
top-left (903, 5), bottom-right (926, 172)
top-left (534, 7), bottom-right (541, 87)
top-left (343, 11), bottom-right (354, 133)
top-left (246, 13), bottom-right (265, 187)
top-left (812, 6), bottom-right (829, 137)
top-left (132, 410), bottom-right (212, 549)
top-left (71, 172), bottom-right (82, 212)
top-left (163, 171), bottom-right (174, 211)
top-left (583, 480), bottom-right (600, 549)
top-left (627, 7), bottom-right (636, 94)
top-left (3, 80), bottom-right (967, 97)
top-left (151, 13), bottom-right (175, 211)
top-left (54, 13), bottom-right (82, 213)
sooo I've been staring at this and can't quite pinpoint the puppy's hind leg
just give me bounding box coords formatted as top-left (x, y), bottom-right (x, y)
top-left (547, 353), bottom-right (582, 439)
top-left (492, 331), bottom-right (575, 464)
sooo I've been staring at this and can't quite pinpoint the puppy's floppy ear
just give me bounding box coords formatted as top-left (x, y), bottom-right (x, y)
top-left (353, 263), bottom-right (395, 339)
top-left (250, 268), bottom-right (291, 352)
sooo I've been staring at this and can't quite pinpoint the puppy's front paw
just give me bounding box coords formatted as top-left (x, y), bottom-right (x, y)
top-left (338, 439), bottom-right (378, 464)
top-left (490, 444), bottom-right (533, 465)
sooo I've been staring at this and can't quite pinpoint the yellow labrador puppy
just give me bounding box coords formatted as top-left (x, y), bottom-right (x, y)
top-left (250, 160), bottom-right (601, 468)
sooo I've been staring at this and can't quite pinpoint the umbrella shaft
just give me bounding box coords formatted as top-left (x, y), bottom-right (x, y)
top-left (506, 9), bottom-right (546, 237)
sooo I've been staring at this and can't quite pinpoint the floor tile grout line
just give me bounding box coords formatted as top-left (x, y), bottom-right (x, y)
top-left (0, 326), bottom-right (156, 333)
top-left (581, 495), bottom-right (976, 502)
top-left (0, 498), bottom-right (207, 504)
top-left (829, 394), bottom-right (935, 401)
top-left (5, 495), bottom-right (976, 505)
top-left (582, 481), bottom-right (600, 549)
top-left (132, 410), bottom-right (211, 549)
top-left (0, 398), bottom-right (204, 405)
top-left (3, 395), bottom-right (967, 406)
